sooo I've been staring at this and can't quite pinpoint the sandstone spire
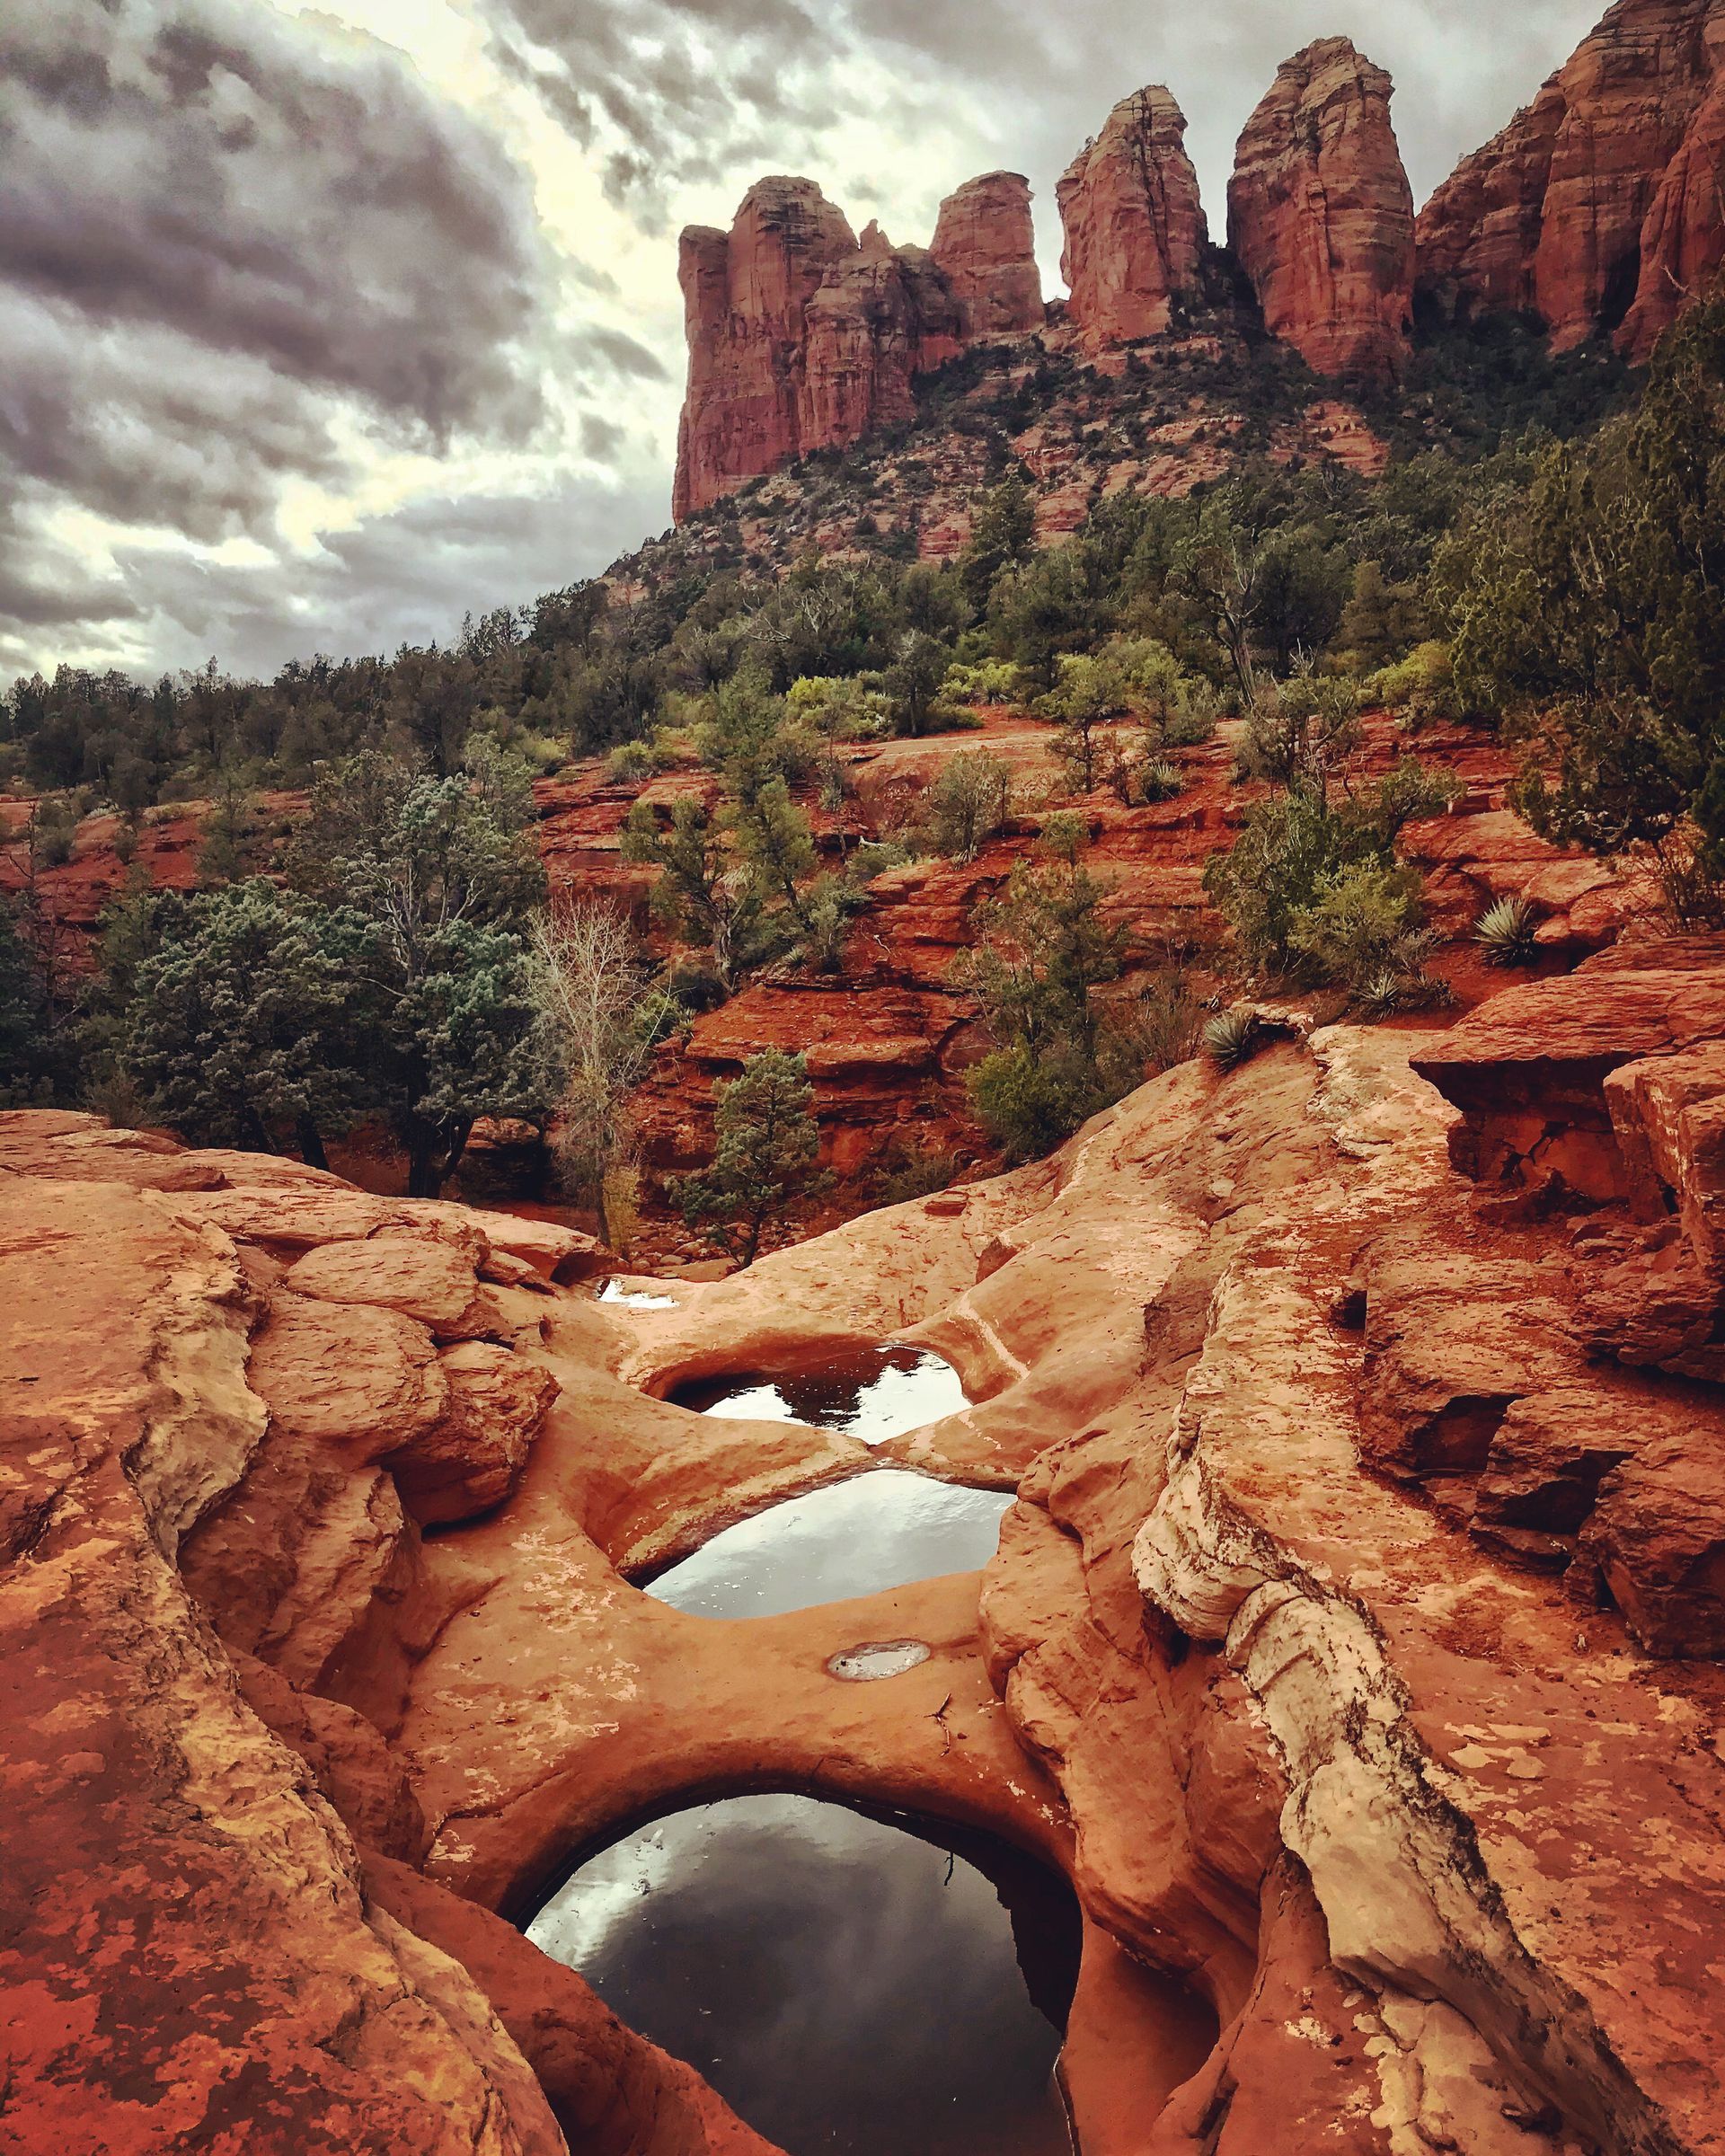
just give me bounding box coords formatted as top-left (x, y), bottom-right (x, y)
top-left (930, 172), bottom-right (1045, 338)
top-left (1056, 86), bottom-right (1208, 350)
top-left (1228, 37), bottom-right (1415, 384)
top-left (673, 177), bottom-right (857, 520)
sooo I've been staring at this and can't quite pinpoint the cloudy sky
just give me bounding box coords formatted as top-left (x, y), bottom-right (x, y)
top-left (0, 0), bottom-right (1606, 686)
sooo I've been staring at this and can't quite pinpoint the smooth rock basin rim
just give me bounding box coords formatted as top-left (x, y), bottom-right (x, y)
top-left (526, 1793), bottom-right (1084, 2156)
top-left (668, 1344), bottom-right (969, 1445)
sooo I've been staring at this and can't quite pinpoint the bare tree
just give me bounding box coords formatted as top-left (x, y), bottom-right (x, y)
top-left (530, 899), bottom-right (653, 1249)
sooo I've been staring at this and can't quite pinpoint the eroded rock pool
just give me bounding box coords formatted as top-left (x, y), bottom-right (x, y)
top-left (645, 1470), bottom-right (1013, 1619)
top-left (669, 1344), bottom-right (969, 1445)
top-left (526, 1793), bottom-right (1080, 2156)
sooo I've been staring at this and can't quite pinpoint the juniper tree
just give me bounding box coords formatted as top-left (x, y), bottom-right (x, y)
top-left (676, 1048), bottom-right (828, 1266)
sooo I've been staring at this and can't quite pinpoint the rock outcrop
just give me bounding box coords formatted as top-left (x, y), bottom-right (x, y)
top-left (674, 178), bottom-right (857, 520)
top-left (929, 170), bottom-right (1045, 338)
top-left (1227, 38), bottom-right (1415, 382)
top-left (13, 930), bottom-right (1725, 2148)
top-left (674, 173), bottom-right (1041, 517)
top-left (1057, 87), bottom-right (1208, 350)
top-left (1416, 0), bottom-right (1725, 358)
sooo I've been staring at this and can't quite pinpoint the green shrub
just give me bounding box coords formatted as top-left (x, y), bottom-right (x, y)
top-left (606, 740), bottom-right (659, 784)
top-left (1204, 1008), bottom-right (1260, 1071)
top-left (1286, 859), bottom-right (1431, 996)
top-left (925, 751), bottom-right (1013, 862)
top-left (872, 1139), bottom-right (963, 1206)
top-left (1474, 895), bottom-right (1540, 967)
top-left (1139, 757), bottom-right (1183, 804)
top-left (1163, 679), bottom-right (1221, 748)
top-left (969, 1042), bottom-right (1106, 1163)
top-left (942, 659), bottom-right (1026, 708)
top-left (1361, 641), bottom-right (1457, 728)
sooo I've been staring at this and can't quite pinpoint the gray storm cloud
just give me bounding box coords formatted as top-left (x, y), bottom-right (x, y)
top-left (0, 0), bottom-right (1611, 683)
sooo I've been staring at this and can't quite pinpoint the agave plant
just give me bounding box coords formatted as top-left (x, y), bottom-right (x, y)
top-left (1139, 756), bottom-right (1184, 804)
top-left (1474, 896), bottom-right (1539, 968)
top-left (1203, 1005), bottom-right (1259, 1071)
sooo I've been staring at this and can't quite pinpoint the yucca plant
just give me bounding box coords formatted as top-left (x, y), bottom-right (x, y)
top-left (1139, 757), bottom-right (1183, 804)
top-left (1203, 1006), bottom-right (1259, 1071)
top-left (1474, 896), bottom-right (1539, 968)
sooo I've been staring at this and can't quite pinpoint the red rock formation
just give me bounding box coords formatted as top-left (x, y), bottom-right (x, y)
top-left (1057, 86), bottom-right (1208, 349)
top-left (929, 171), bottom-right (1045, 337)
top-left (798, 225), bottom-right (965, 454)
top-left (1228, 38), bottom-right (1415, 383)
top-left (1416, 0), bottom-right (1725, 357)
top-left (673, 178), bottom-right (857, 519)
top-left (1623, 38), bottom-right (1725, 356)
top-left (675, 173), bottom-right (1042, 517)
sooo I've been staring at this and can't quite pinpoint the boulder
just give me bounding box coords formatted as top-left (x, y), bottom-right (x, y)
top-left (0, 1108), bottom-right (225, 1190)
top-left (232, 1648), bottom-right (430, 1861)
top-left (1057, 86), bottom-right (1207, 350)
top-left (1471, 1384), bottom-right (1645, 1537)
top-left (245, 1295), bottom-right (449, 1458)
top-left (1584, 1430), bottom-right (1725, 1654)
top-left (386, 1343), bottom-right (560, 1526)
top-left (1227, 38), bottom-right (1415, 384)
top-left (1411, 940), bottom-right (1725, 1196)
top-left (1604, 1038), bottom-right (1725, 1253)
top-left (286, 1233), bottom-right (506, 1343)
top-left (1577, 1244), bottom-right (1725, 1381)
top-left (1360, 1239), bottom-right (1581, 1481)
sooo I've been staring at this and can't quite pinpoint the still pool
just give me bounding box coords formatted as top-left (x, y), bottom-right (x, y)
top-left (644, 1470), bottom-right (1013, 1620)
top-left (669, 1345), bottom-right (969, 1445)
top-left (526, 1793), bottom-right (1080, 2156)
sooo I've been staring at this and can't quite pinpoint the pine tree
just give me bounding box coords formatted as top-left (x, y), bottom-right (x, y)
top-left (675, 1049), bottom-right (828, 1266)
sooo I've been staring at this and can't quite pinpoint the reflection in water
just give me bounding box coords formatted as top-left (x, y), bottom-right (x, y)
top-left (645, 1471), bottom-right (1013, 1619)
top-left (596, 1278), bottom-right (679, 1311)
top-left (670, 1345), bottom-right (968, 1445)
top-left (527, 1795), bottom-right (1079, 2156)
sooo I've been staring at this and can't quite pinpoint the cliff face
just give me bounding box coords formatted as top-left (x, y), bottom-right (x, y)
top-left (1056, 86), bottom-right (1208, 350)
top-left (673, 178), bottom-right (857, 521)
top-left (929, 170), bottom-right (1045, 338)
top-left (1227, 38), bottom-right (1416, 383)
top-left (1416, 0), bottom-right (1725, 357)
top-left (673, 175), bottom-right (1042, 518)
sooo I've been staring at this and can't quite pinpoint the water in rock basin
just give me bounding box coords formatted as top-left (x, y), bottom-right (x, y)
top-left (669, 1344), bottom-right (968, 1445)
top-left (645, 1470), bottom-right (1013, 1619)
top-left (526, 1794), bottom-right (1079, 2156)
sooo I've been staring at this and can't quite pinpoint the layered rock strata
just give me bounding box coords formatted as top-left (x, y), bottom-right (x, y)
top-left (1415, 0), bottom-right (1725, 358)
top-left (673, 173), bottom-right (1042, 517)
top-left (1227, 38), bottom-right (1416, 382)
top-left (1057, 86), bottom-right (1208, 350)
